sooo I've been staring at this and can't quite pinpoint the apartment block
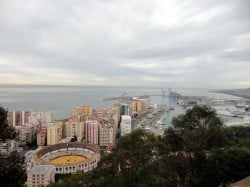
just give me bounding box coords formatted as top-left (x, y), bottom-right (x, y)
top-left (15, 124), bottom-right (37, 145)
top-left (130, 99), bottom-right (149, 114)
top-left (37, 129), bottom-right (46, 146)
top-left (27, 165), bottom-right (55, 187)
top-left (99, 122), bottom-right (114, 147)
top-left (120, 115), bottom-right (131, 136)
top-left (47, 122), bottom-right (63, 145)
top-left (65, 122), bottom-right (84, 139)
top-left (85, 120), bottom-right (100, 144)
top-left (93, 106), bottom-right (120, 119)
top-left (7, 111), bottom-right (30, 127)
top-left (29, 111), bottom-right (52, 126)
top-left (70, 106), bottom-right (93, 122)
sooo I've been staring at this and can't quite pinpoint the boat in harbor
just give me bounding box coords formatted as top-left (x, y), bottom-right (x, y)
top-left (216, 109), bottom-right (235, 117)
top-left (177, 99), bottom-right (198, 106)
top-left (236, 103), bottom-right (245, 108)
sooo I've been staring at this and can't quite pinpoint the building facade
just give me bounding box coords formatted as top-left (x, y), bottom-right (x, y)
top-left (15, 124), bottom-right (37, 145)
top-left (65, 122), bottom-right (84, 139)
top-left (130, 99), bottom-right (149, 114)
top-left (99, 122), bottom-right (114, 147)
top-left (29, 111), bottom-right (52, 126)
top-left (120, 115), bottom-right (132, 136)
top-left (70, 106), bottom-right (93, 122)
top-left (27, 165), bottom-right (55, 187)
top-left (85, 120), bottom-right (100, 144)
top-left (37, 129), bottom-right (46, 146)
top-left (120, 105), bottom-right (130, 116)
top-left (7, 111), bottom-right (30, 127)
top-left (47, 122), bottom-right (63, 145)
top-left (93, 107), bottom-right (120, 119)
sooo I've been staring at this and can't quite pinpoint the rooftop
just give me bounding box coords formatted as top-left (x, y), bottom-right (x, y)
top-left (228, 176), bottom-right (250, 187)
top-left (37, 130), bottom-right (46, 135)
top-left (29, 165), bottom-right (55, 174)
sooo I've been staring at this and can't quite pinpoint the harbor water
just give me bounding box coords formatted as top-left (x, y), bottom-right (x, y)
top-left (0, 85), bottom-right (245, 126)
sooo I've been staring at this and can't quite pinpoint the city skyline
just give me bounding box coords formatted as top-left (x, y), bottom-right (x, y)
top-left (0, 0), bottom-right (249, 89)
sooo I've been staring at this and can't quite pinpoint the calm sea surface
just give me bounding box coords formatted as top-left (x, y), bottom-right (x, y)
top-left (0, 85), bottom-right (243, 126)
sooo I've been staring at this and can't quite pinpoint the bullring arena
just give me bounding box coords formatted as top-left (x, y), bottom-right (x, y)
top-left (32, 142), bottom-right (100, 174)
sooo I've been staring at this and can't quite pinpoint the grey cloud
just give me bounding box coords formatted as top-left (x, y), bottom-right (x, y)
top-left (0, 0), bottom-right (249, 88)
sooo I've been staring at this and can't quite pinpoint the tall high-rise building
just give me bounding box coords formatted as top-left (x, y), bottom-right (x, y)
top-left (120, 104), bottom-right (130, 116)
top-left (47, 122), bottom-right (63, 145)
top-left (7, 111), bottom-right (30, 127)
top-left (130, 99), bottom-right (149, 114)
top-left (15, 124), bottom-right (37, 145)
top-left (99, 121), bottom-right (114, 147)
top-left (85, 120), bottom-right (100, 145)
top-left (65, 122), bottom-right (84, 139)
top-left (120, 115), bottom-right (131, 136)
top-left (29, 111), bottom-right (52, 126)
top-left (70, 106), bottom-right (93, 122)
top-left (93, 106), bottom-right (120, 119)
top-left (37, 129), bottom-right (46, 146)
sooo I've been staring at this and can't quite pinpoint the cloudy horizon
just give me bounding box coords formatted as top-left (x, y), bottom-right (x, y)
top-left (0, 0), bottom-right (249, 89)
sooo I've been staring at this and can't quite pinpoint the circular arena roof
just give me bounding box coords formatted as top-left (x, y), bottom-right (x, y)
top-left (33, 142), bottom-right (100, 167)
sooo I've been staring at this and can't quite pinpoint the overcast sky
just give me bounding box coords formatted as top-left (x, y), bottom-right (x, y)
top-left (0, 0), bottom-right (249, 89)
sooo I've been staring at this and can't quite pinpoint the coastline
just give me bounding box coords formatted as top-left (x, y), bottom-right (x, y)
top-left (210, 90), bottom-right (250, 100)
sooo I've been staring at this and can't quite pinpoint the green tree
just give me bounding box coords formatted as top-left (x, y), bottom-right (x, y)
top-left (163, 127), bottom-right (183, 151)
top-left (0, 106), bottom-right (26, 187)
top-left (208, 147), bottom-right (250, 186)
top-left (0, 106), bottom-right (17, 140)
top-left (98, 129), bottom-right (161, 186)
top-left (171, 105), bottom-right (227, 152)
top-left (0, 151), bottom-right (26, 187)
top-left (50, 106), bottom-right (250, 187)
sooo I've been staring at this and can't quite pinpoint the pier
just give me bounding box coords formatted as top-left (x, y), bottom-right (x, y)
top-left (132, 105), bottom-right (169, 135)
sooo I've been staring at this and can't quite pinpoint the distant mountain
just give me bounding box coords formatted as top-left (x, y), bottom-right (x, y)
top-left (213, 88), bottom-right (250, 99)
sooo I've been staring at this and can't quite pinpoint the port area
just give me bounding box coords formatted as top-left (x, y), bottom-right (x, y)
top-left (103, 93), bottom-right (149, 103)
top-left (132, 105), bottom-right (169, 136)
top-left (176, 95), bottom-right (250, 118)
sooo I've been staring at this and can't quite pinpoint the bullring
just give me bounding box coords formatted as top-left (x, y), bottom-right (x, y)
top-left (32, 142), bottom-right (100, 174)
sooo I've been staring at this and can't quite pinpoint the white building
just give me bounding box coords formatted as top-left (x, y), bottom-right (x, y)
top-left (27, 165), bottom-right (55, 187)
top-left (29, 111), bottom-right (52, 126)
top-left (120, 115), bottom-right (131, 136)
top-left (99, 122), bottom-right (114, 147)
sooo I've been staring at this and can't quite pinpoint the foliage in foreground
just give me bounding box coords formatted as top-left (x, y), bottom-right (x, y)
top-left (49, 106), bottom-right (250, 186)
top-left (0, 107), bottom-right (26, 187)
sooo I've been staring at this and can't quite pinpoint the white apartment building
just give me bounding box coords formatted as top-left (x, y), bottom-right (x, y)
top-left (29, 111), bottom-right (52, 126)
top-left (99, 123), bottom-right (114, 147)
top-left (120, 115), bottom-right (131, 136)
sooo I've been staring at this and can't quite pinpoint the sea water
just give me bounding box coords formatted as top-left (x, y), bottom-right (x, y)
top-left (0, 85), bottom-right (243, 125)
